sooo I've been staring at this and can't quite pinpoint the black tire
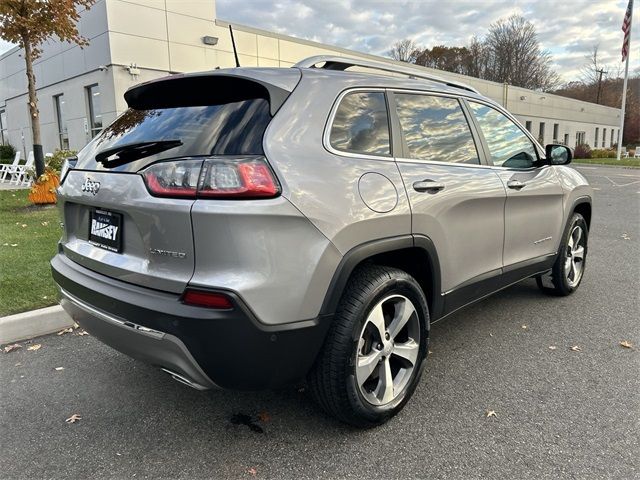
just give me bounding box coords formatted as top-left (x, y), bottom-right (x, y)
top-left (308, 264), bottom-right (429, 427)
top-left (537, 212), bottom-right (588, 296)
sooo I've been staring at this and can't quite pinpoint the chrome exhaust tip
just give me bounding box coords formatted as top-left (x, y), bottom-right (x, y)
top-left (160, 368), bottom-right (210, 391)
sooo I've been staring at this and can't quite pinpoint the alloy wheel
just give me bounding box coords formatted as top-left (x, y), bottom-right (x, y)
top-left (355, 294), bottom-right (421, 406)
top-left (565, 224), bottom-right (586, 287)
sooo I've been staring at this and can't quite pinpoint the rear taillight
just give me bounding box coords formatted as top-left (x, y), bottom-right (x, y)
top-left (141, 157), bottom-right (279, 199)
top-left (182, 289), bottom-right (234, 309)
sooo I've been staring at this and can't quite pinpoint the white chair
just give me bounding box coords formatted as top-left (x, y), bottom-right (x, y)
top-left (0, 151), bottom-right (21, 183)
top-left (621, 147), bottom-right (629, 158)
top-left (634, 147), bottom-right (640, 158)
top-left (10, 151), bottom-right (34, 186)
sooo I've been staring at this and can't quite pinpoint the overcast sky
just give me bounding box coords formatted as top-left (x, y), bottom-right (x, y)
top-left (217, 0), bottom-right (639, 82)
top-left (1, 0), bottom-right (637, 82)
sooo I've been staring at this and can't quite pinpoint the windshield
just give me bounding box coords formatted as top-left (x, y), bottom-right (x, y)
top-left (76, 98), bottom-right (272, 172)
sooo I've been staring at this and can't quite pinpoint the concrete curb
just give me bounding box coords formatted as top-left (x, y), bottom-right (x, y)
top-left (0, 305), bottom-right (73, 344)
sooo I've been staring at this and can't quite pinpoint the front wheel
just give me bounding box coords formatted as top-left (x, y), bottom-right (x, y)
top-left (537, 212), bottom-right (588, 296)
top-left (308, 264), bottom-right (429, 427)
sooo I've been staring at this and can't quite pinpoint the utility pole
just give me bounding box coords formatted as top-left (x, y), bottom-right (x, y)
top-left (596, 68), bottom-right (607, 104)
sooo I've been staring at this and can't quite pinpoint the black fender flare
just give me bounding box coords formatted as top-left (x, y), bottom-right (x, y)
top-left (319, 234), bottom-right (444, 320)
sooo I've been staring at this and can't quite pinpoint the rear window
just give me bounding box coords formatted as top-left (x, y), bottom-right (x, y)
top-left (329, 91), bottom-right (391, 157)
top-left (77, 91), bottom-right (272, 171)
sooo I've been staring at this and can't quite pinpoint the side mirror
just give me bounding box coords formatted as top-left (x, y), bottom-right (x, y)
top-left (545, 144), bottom-right (572, 165)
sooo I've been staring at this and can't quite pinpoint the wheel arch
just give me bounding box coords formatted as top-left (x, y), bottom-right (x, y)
top-left (571, 196), bottom-right (592, 230)
top-left (319, 235), bottom-right (444, 320)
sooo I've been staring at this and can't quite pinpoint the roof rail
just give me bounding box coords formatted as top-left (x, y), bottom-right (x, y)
top-left (294, 55), bottom-right (480, 94)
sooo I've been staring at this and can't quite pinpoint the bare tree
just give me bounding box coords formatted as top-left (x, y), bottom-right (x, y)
top-left (388, 39), bottom-right (418, 63)
top-left (481, 15), bottom-right (559, 91)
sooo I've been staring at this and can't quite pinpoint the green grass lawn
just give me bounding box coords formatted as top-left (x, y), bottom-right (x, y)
top-left (0, 190), bottom-right (62, 316)
top-left (573, 157), bottom-right (640, 167)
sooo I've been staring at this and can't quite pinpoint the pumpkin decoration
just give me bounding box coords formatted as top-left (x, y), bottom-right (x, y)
top-left (28, 169), bottom-right (60, 205)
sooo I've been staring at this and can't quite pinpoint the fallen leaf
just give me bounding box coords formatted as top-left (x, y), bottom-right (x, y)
top-left (548, 346), bottom-right (557, 350)
top-left (76, 329), bottom-right (89, 336)
top-left (428, 350), bottom-right (433, 355)
top-left (247, 467), bottom-right (257, 476)
top-left (10, 244), bottom-right (18, 247)
top-left (73, 322), bottom-right (79, 329)
top-left (486, 410), bottom-right (497, 418)
top-left (57, 327), bottom-right (73, 336)
top-left (620, 340), bottom-right (633, 349)
top-left (621, 233), bottom-right (631, 240)
top-left (27, 344), bottom-right (42, 351)
top-left (257, 411), bottom-right (271, 423)
top-left (54, 367), bottom-right (64, 371)
top-left (570, 345), bottom-right (581, 352)
top-left (21, 224), bottom-right (27, 228)
top-left (489, 333), bottom-right (494, 337)
top-left (521, 325), bottom-right (528, 329)
top-left (42, 296), bottom-right (48, 300)
top-left (41, 221), bottom-right (49, 226)
top-left (65, 414), bottom-right (81, 424)
top-left (3, 343), bottom-right (22, 353)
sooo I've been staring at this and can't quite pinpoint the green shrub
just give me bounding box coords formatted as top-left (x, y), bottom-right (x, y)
top-left (591, 148), bottom-right (616, 158)
top-left (0, 143), bottom-right (16, 160)
top-left (574, 144), bottom-right (591, 159)
top-left (47, 149), bottom-right (77, 174)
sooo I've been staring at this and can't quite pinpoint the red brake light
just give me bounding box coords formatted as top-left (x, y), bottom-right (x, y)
top-left (182, 289), bottom-right (234, 309)
top-left (141, 157), bottom-right (279, 199)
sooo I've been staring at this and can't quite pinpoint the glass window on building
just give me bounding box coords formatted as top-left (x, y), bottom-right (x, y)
top-left (553, 123), bottom-right (559, 142)
top-left (602, 128), bottom-right (606, 148)
top-left (525, 120), bottom-right (532, 133)
top-left (595, 128), bottom-right (599, 147)
top-left (538, 122), bottom-right (545, 144)
top-left (576, 131), bottom-right (586, 146)
top-left (564, 134), bottom-right (569, 146)
top-left (86, 84), bottom-right (102, 137)
top-left (0, 109), bottom-right (7, 145)
top-left (54, 94), bottom-right (69, 149)
top-left (611, 129), bottom-right (615, 146)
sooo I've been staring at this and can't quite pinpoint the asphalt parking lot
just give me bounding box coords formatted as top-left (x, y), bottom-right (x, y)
top-left (1, 164), bottom-right (638, 480)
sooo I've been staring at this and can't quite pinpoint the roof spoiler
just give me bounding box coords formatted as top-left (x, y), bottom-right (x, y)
top-left (124, 70), bottom-right (300, 116)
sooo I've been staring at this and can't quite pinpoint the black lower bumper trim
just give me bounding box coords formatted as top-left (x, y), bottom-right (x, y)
top-left (51, 254), bottom-right (332, 390)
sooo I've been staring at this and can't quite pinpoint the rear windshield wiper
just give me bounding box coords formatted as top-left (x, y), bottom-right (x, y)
top-left (96, 140), bottom-right (183, 168)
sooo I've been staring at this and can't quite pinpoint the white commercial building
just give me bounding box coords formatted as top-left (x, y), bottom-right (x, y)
top-left (0, 0), bottom-right (622, 155)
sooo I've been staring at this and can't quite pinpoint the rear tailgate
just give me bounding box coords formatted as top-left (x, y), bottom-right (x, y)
top-left (57, 68), bottom-right (300, 294)
top-left (60, 171), bottom-right (195, 293)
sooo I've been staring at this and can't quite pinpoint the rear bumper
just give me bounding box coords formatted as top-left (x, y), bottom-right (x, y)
top-left (51, 254), bottom-right (331, 390)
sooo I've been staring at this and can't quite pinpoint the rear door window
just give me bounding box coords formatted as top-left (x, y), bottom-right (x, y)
top-left (329, 91), bottom-right (391, 157)
top-left (468, 102), bottom-right (538, 168)
top-left (394, 93), bottom-right (479, 164)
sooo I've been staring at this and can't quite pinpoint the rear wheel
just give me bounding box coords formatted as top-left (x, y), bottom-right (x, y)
top-left (537, 212), bottom-right (588, 296)
top-left (308, 264), bottom-right (429, 427)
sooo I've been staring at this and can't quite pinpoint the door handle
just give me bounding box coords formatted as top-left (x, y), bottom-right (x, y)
top-left (507, 180), bottom-right (526, 190)
top-left (413, 180), bottom-right (445, 193)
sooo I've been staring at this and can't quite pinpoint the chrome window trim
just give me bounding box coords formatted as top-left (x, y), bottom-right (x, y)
top-left (395, 155), bottom-right (549, 173)
top-left (323, 87), bottom-right (395, 162)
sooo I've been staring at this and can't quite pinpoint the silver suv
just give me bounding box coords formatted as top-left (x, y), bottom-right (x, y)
top-left (52, 56), bottom-right (592, 427)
